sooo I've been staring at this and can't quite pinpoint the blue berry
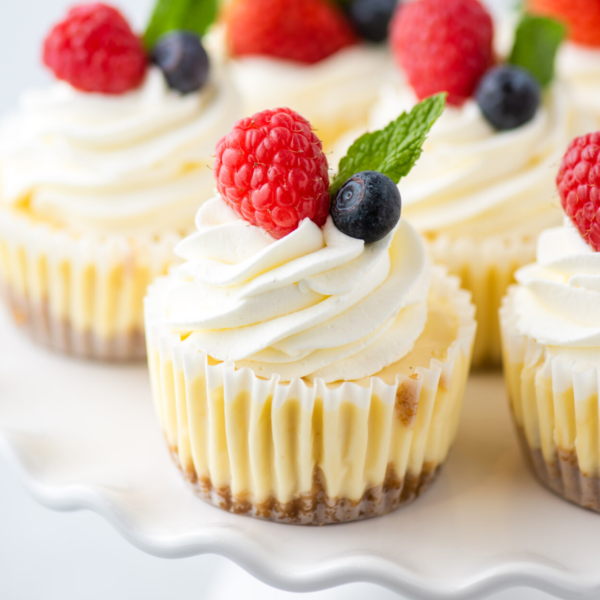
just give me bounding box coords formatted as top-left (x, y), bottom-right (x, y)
top-left (152, 31), bottom-right (210, 94)
top-left (346, 0), bottom-right (398, 43)
top-left (476, 65), bottom-right (540, 131)
top-left (332, 171), bottom-right (401, 244)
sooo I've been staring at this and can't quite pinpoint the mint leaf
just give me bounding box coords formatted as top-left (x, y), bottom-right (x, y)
top-left (331, 94), bottom-right (446, 196)
top-left (509, 14), bottom-right (566, 87)
top-left (144, 0), bottom-right (218, 50)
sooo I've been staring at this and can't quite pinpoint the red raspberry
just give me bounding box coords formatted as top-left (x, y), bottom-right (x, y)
top-left (390, 0), bottom-right (494, 106)
top-left (43, 3), bottom-right (147, 95)
top-left (557, 132), bottom-right (600, 251)
top-left (214, 108), bottom-right (330, 239)
top-left (225, 0), bottom-right (358, 65)
top-left (528, 0), bottom-right (600, 47)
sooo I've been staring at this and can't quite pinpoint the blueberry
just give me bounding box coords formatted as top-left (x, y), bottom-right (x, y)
top-left (346, 0), bottom-right (398, 43)
top-left (152, 31), bottom-right (210, 94)
top-left (476, 65), bottom-right (541, 131)
top-left (332, 171), bottom-right (401, 244)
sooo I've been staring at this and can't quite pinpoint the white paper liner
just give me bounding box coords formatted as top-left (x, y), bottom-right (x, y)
top-left (0, 205), bottom-right (183, 360)
top-left (500, 287), bottom-right (600, 513)
top-left (144, 266), bottom-right (476, 524)
top-left (429, 232), bottom-right (537, 368)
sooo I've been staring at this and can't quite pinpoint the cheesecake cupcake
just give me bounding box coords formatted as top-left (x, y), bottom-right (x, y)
top-left (0, 3), bottom-right (240, 359)
top-left (528, 0), bottom-right (600, 127)
top-left (364, 0), bottom-right (584, 367)
top-left (145, 98), bottom-right (477, 525)
top-left (501, 131), bottom-right (600, 513)
top-left (220, 0), bottom-right (392, 151)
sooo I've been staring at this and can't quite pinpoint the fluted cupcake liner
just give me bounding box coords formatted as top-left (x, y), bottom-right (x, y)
top-left (0, 205), bottom-right (182, 360)
top-left (501, 287), bottom-right (600, 513)
top-left (429, 232), bottom-right (537, 368)
top-left (144, 267), bottom-right (476, 525)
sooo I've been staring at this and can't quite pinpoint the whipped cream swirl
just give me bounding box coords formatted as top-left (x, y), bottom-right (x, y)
top-left (558, 42), bottom-right (600, 123)
top-left (370, 80), bottom-right (580, 240)
top-left (163, 196), bottom-right (431, 383)
top-left (230, 45), bottom-right (390, 147)
top-left (0, 67), bottom-right (240, 235)
top-left (513, 221), bottom-right (600, 348)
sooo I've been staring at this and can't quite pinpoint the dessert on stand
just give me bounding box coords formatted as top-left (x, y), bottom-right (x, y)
top-left (145, 97), bottom-right (477, 524)
top-left (4, 320), bottom-right (600, 597)
top-left (3, 1), bottom-right (600, 598)
top-left (0, 1), bottom-right (240, 359)
top-left (221, 0), bottom-right (393, 151)
top-left (366, 0), bottom-right (583, 366)
top-left (529, 0), bottom-right (600, 127)
top-left (501, 131), bottom-right (600, 513)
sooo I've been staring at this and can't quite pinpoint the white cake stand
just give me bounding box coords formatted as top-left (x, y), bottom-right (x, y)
top-left (1, 309), bottom-right (599, 600)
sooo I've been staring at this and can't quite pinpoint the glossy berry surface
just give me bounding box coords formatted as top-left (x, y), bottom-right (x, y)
top-left (346, 0), bottom-right (397, 43)
top-left (331, 172), bottom-right (401, 244)
top-left (214, 108), bottom-right (330, 239)
top-left (226, 0), bottom-right (357, 65)
top-left (390, 0), bottom-right (493, 106)
top-left (476, 65), bottom-right (541, 131)
top-left (43, 3), bottom-right (147, 94)
top-left (528, 0), bottom-right (600, 47)
top-left (152, 32), bottom-right (209, 94)
top-left (557, 132), bottom-right (600, 251)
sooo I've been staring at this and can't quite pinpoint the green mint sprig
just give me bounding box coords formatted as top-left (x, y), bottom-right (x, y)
top-left (144, 0), bottom-right (218, 50)
top-left (509, 14), bottom-right (566, 88)
top-left (331, 93), bottom-right (446, 197)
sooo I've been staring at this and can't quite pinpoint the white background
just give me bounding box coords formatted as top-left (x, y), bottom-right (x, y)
top-left (0, 0), bottom-right (558, 598)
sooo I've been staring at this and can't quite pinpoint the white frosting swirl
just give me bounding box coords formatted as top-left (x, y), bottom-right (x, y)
top-left (513, 220), bottom-right (600, 349)
top-left (0, 67), bottom-right (240, 235)
top-left (163, 196), bottom-right (431, 383)
top-left (230, 45), bottom-right (390, 147)
top-left (558, 42), bottom-right (600, 123)
top-left (369, 79), bottom-right (583, 240)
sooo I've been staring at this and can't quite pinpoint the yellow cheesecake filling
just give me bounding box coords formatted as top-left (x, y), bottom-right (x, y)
top-left (429, 233), bottom-right (537, 367)
top-left (503, 336), bottom-right (600, 478)
top-left (0, 204), bottom-right (179, 357)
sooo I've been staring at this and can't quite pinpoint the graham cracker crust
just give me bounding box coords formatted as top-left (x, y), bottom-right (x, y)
top-left (516, 428), bottom-right (600, 513)
top-left (170, 447), bottom-right (440, 525)
top-left (1, 284), bottom-right (145, 361)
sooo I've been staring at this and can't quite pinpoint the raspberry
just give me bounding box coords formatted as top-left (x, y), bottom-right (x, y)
top-left (556, 132), bottom-right (600, 251)
top-left (528, 0), bottom-right (600, 47)
top-left (390, 0), bottom-right (494, 106)
top-left (214, 108), bottom-right (330, 239)
top-left (225, 0), bottom-right (358, 65)
top-left (43, 3), bottom-right (147, 95)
